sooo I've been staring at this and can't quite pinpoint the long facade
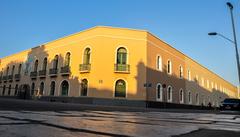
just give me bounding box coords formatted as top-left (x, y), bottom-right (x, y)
top-left (0, 26), bottom-right (238, 107)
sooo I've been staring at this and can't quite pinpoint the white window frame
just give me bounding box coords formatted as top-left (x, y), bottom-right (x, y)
top-left (196, 93), bottom-right (199, 105)
top-left (156, 83), bottom-right (163, 101)
top-left (201, 78), bottom-right (204, 87)
top-left (187, 69), bottom-right (191, 81)
top-left (188, 91), bottom-right (192, 104)
top-left (167, 86), bottom-right (173, 102)
top-left (179, 65), bottom-right (183, 79)
top-left (179, 89), bottom-right (184, 104)
top-left (207, 80), bottom-right (209, 88)
top-left (156, 55), bottom-right (162, 71)
top-left (167, 60), bottom-right (172, 75)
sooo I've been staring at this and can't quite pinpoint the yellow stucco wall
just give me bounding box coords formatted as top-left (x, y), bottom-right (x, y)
top-left (146, 32), bottom-right (238, 106)
top-left (0, 26), bottom-right (147, 100)
top-left (0, 26), bottom-right (238, 105)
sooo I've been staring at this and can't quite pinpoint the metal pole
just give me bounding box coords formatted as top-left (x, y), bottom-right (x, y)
top-left (227, 2), bottom-right (240, 97)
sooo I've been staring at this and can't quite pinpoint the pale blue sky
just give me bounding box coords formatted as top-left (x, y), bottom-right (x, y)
top-left (0, 0), bottom-right (239, 86)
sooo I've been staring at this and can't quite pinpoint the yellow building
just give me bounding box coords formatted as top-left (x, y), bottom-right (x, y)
top-left (0, 26), bottom-right (238, 107)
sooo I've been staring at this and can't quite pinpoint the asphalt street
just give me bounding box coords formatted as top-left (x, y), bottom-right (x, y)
top-left (0, 98), bottom-right (240, 137)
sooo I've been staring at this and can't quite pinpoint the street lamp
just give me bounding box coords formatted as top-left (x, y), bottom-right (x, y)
top-left (208, 32), bottom-right (234, 44)
top-left (208, 2), bottom-right (240, 98)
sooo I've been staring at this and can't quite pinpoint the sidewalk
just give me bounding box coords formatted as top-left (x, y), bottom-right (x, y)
top-left (0, 98), bottom-right (229, 114)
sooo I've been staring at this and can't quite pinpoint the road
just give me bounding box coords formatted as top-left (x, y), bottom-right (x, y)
top-left (0, 98), bottom-right (240, 137)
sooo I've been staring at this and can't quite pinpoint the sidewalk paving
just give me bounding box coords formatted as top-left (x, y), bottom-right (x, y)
top-left (0, 98), bottom-right (233, 114)
top-left (0, 98), bottom-right (240, 137)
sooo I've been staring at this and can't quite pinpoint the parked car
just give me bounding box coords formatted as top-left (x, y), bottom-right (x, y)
top-left (220, 98), bottom-right (240, 111)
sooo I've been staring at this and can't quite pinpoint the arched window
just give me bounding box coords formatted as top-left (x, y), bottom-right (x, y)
top-left (115, 79), bottom-right (126, 98)
top-left (117, 47), bottom-right (127, 65)
top-left (34, 60), bottom-right (38, 72)
top-left (83, 48), bottom-right (91, 64)
top-left (179, 66), bottom-right (183, 78)
top-left (2, 85), bottom-right (6, 95)
top-left (207, 80), bottom-right (209, 88)
top-left (50, 81), bottom-right (55, 96)
top-left (80, 79), bottom-right (88, 96)
top-left (215, 83), bottom-right (218, 90)
top-left (12, 65), bottom-right (15, 75)
top-left (187, 69), bottom-right (191, 81)
top-left (15, 84), bottom-right (18, 95)
top-left (61, 80), bottom-right (69, 96)
top-left (156, 56), bottom-right (162, 71)
top-left (0, 71), bottom-right (2, 82)
top-left (156, 84), bottom-right (162, 101)
top-left (53, 55), bottom-right (59, 69)
top-left (31, 83), bottom-right (35, 95)
top-left (8, 85), bottom-right (11, 95)
top-left (195, 75), bottom-right (199, 83)
top-left (18, 64), bottom-right (22, 74)
top-left (167, 86), bottom-right (172, 102)
top-left (188, 91), bottom-right (192, 104)
top-left (196, 93), bottom-right (199, 105)
top-left (179, 89), bottom-right (184, 103)
top-left (202, 95), bottom-right (206, 106)
top-left (64, 52), bottom-right (71, 66)
top-left (201, 78), bottom-right (204, 87)
top-left (39, 82), bottom-right (44, 95)
top-left (6, 66), bottom-right (9, 76)
top-left (167, 60), bottom-right (172, 74)
top-left (42, 58), bottom-right (47, 70)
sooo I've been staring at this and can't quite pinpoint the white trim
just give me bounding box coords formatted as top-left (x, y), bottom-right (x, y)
top-left (59, 79), bottom-right (70, 96)
top-left (65, 51), bottom-right (71, 66)
top-left (207, 80), bottom-right (209, 89)
top-left (196, 93), bottom-right (199, 105)
top-left (156, 55), bottom-right (162, 71)
top-left (52, 54), bottom-right (60, 68)
top-left (115, 46), bottom-right (129, 64)
top-left (44, 35), bottom-right (144, 54)
top-left (39, 81), bottom-right (45, 96)
top-left (18, 64), bottom-right (22, 75)
top-left (179, 88), bottom-right (184, 104)
top-left (156, 83), bottom-right (163, 101)
top-left (195, 75), bottom-right (199, 83)
top-left (202, 94), bottom-right (206, 106)
top-left (113, 78), bottom-right (128, 98)
top-left (215, 83), bottom-right (218, 90)
top-left (167, 59), bottom-right (172, 75)
top-left (6, 66), bottom-right (9, 75)
top-left (0, 33), bottom-right (235, 90)
top-left (81, 46), bottom-right (92, 65)
top-left (31, 82), bottom-right (35, 95)
top-left (187, 69), bottom-right (191, 81)
top-left (41, 57), bottom-right (48, 70)
top-left (11, 65), bottom-right (15, 76)
top-left (14, 84), bottom-right (19, 95)
top-left (8, 84), bottom-right (11, 96)
top-left (188, 91), bottom-right (192, 104)
top-left (35, 59), bottom-right (39, 71)
top-left (201, 77), bottom-right (205, 87)
top-left (79, 78), bottom-right (89, 97)
top-left (167, 85), bottom-right (172, 102)
top-left (49, 80), bottom-right (56, 96)
top-left (179, 65), bottom-right (183, 79)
